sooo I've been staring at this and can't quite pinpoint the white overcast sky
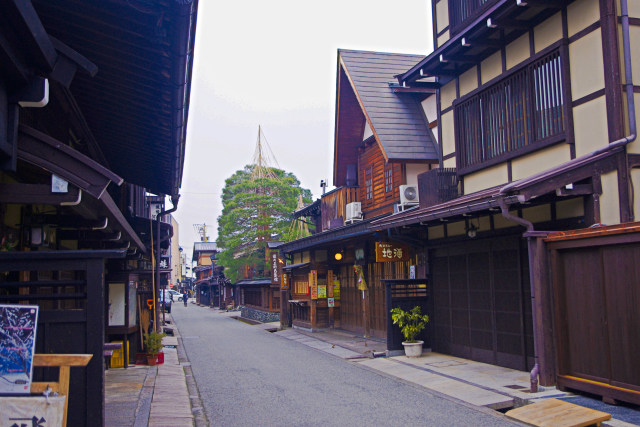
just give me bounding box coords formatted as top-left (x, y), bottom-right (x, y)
top-left (173, 0), bottom-right (434, 257)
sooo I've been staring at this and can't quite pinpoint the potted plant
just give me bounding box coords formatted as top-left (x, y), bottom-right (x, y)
top-left (143, 331), bottom-right (166, 365)
top-left (390, 306), bottom-right (430, 357)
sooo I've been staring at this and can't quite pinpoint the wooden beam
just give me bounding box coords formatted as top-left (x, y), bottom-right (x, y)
top-left (0, 183), bottom-right (81, 205)
top-left (57, 229), bottom-right (122, 241)
top-left (31, 214), bottom-right (108, 230)
top-left (555, 183), bottom-right (593, 197)
top-left (392, 87), bottom-right (438, 94)
top-left (5, 0), bottom-right (57, 71)
top-left (18, 125), bottom-right (122, 199)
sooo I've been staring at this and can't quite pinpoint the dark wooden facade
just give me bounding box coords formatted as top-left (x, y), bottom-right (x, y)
top-left (0, 1), bottom-right (197, 425)
top-left (545, 223), bottom-right (640, 405)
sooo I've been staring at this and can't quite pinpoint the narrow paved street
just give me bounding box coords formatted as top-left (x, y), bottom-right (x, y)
top-left (172, 303), bottom-right (518, 426)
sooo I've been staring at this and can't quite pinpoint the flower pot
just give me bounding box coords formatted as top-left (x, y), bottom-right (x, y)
top-left (146, 354), bottom-right (157, 366)
top-left (402, 340), bottom-right (424, 357)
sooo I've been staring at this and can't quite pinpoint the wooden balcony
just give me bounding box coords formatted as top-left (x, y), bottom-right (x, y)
top-left (449, 0), bottom-right (499, 36)
top-left (320, 187), bottom-right (358, 232)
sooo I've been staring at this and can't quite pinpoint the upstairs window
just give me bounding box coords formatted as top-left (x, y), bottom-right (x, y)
top-left (365, 168), bottom-right (373, 200)
top-left (449, 0), bottom-right (495, 35)
top-left (454, 46), bottom-right (568, 174)
top-left (384, 167), bottom-right (393, 193)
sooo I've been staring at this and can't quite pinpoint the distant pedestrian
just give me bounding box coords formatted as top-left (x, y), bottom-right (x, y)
top-left (183, 291), bottom-right (188, 307)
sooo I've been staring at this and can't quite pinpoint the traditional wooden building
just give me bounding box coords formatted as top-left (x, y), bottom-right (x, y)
top-left (0, 1), bottom-right (197, 425)
top-left (279, 50), bottom-right (439, 336)
top-left (367, 0), bottom-right (640, 405)
top-left (193, 241), bottom-right (218, 306)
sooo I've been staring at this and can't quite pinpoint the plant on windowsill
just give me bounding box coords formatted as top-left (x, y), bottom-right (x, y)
top-left (144, 331), bottom-right (166, 365)
top-left (390, 306), bottom-right (430, 357)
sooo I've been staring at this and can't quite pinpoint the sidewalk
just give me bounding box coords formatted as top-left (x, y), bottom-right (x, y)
top-left (105, 308), bottom-right (205, 427)
top-left (272, 324), bottom-right (640, 427)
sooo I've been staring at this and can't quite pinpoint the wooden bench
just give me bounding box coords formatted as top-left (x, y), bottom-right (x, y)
top-left (31, 354), bottom-right (93, 427)
top-left (505, 398), bottom-right (612, 427)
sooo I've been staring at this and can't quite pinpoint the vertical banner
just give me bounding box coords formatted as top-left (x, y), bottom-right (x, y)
top-left (270, 252), bottom-right (280, 285)
top-left (309, 270), bottom-right (318, 299)
top-left (281, 272), bottom-right (289, 290)
top-left (327, 270), bottom-right (334, 298)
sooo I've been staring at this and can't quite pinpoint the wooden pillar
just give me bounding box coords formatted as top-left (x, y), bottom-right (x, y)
top-left (86, 258), bottom-right (106, 427)
top-left (310, 299), bottom-right (317, 330)
top-left (526, 233), bottom-right (556, 386)
top-left (363, 289), bottom-right (370, 338)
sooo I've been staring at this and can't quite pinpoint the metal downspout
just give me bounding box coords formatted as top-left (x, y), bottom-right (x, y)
top-left (156, 195), bottom-right (180, 328)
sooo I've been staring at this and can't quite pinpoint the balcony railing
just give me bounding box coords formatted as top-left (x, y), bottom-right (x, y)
top-left (418, 168), bottom-right (460, 208)
top-left (449, 0), bottom-right (498, 36)
top-left (454, 43), bottom-right (569, 174)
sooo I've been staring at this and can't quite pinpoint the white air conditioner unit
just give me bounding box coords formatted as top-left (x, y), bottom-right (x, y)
top-left (399, 185), bottom-right (419, 205)
top-left (344, 202), bottom-right (363, 224)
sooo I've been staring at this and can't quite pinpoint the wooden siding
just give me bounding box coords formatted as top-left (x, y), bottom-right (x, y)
top-left (358, 142), bottom-right (402, 216)
top-left (320, 187), bottom-right (358, 231)
top-left (338, 261), bottom-right (410, 339)
top-left (430, 237), bottom-right (534, 371)
top-left (548, 227), bottom-right (640, 405)
top-left (334, 67), bottom-right (365, 188)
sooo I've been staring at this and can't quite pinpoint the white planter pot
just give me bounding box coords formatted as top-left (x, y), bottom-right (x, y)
top-left (402, 340), bottom-right (424, 357)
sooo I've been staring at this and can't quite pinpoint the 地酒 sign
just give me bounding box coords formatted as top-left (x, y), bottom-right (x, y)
top-left (375, 242), bottom-right (409, 262)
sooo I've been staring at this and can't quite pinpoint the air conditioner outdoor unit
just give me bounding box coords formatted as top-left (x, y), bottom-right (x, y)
top-left (399, 185), bottom-right (419, 205)
top-left (344, 202), bottom-right (363, 224)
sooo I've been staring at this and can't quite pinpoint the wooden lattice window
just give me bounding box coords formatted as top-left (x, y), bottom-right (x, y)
top-left (384, 167), bottom-right (393, 193)
top-left (454, 46), bottom-right (567, 174)
top-left (365, 168), bottom-right (373, 200)
top-left (449, 0), bottom-right (496, 36)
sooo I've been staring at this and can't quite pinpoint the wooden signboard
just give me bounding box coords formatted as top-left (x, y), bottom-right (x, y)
top-left (309, 270), bottom-right (318, 300)
top-left (281, 273), bottom-right (289, 290)
top-left (327, 271), bottom-right (334, 298)
top-left (270, 252), bottom-right (281, 285)
top-left (375, 242), bottom-right (410, 262)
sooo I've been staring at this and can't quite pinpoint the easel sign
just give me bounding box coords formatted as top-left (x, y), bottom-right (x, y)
top-left (0, 304), bottom-right (39, 394)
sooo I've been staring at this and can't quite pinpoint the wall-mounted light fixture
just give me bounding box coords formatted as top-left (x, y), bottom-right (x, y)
top-left (466, 219), bottom-right (479, 239)
top-left (334, 251), bottom-right (343, 261)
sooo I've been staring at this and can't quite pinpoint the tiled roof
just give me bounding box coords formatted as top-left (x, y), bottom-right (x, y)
top-left (339, 49), bottom-right (439, 161)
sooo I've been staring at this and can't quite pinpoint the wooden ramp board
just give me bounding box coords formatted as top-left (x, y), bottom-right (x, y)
top-left (506, 398), bottom-right (611, 427)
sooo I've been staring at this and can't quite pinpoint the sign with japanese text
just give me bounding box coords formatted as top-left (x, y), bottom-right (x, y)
top-left (328, 298), bottom-right (335, 308)
top-left (327, 271), bottom-right (333, 297)
top-left (375, 242), bottom-right (410, 262)
top-left (270, 252), bottom-right (281, 285)
top-left (281, 273), bottom-right (289, 290)
top-left (318, 285), bottom-right (327, 298)
top-left (309, 270), bottom-right (318, 300)
top-left (333, 280), bottom-right (340, 300)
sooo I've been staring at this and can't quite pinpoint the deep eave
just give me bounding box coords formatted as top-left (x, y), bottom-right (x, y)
top-left (30, 0), bottom-right (199, 197)
top-left (398, 0), bottom-right (573, 84)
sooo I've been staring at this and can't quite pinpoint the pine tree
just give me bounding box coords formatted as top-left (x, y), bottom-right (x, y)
top-left (216, 165), bottom-right (312, 282)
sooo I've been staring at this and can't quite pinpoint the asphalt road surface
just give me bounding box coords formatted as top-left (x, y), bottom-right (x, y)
top-left (172, 303), bottom-right (519, 427)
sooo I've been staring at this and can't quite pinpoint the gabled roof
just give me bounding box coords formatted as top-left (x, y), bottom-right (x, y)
top-left (334, 49), bottom-right (438, 185)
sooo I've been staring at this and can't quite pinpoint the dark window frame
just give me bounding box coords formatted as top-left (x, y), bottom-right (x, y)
top-left (365, 168), bottom-right (373, 201)
top-left (384, 166), bottom-right (393, 194)
top-left (453, 41), bottom-right (573, 176)
top-left (448, 0), bottom-right (499, 37)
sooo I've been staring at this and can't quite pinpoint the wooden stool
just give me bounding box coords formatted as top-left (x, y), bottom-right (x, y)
top-left (31, 354), bottom-right (93, 427)
top-left (506, 398), bottom-right (612, 427)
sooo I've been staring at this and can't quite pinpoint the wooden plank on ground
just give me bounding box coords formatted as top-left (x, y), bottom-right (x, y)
top-left (505, 398), bottom-right (611, 427)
